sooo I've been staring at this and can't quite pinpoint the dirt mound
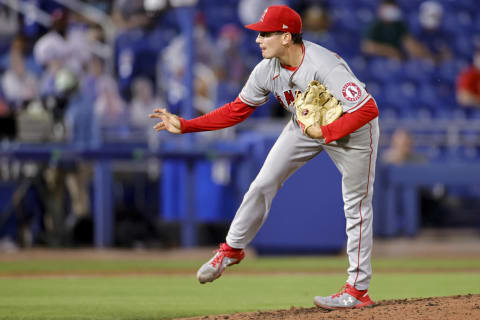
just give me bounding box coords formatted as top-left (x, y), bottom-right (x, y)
top-left (181, 294), bottom-right (480, 320)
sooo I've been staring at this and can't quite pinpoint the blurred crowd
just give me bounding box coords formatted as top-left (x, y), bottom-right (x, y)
top-left (0, 0), bottom-right (479, 145)
top-left (0, 0), bottom-right (480, 249)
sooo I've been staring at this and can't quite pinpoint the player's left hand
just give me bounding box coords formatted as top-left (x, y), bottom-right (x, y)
top-left (306, 124), bottom-right (323, 139)
top-left (149, 108), bottom-right (182, 134)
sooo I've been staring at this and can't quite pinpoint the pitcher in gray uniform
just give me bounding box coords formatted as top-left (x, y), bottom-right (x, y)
top-left (149, 5), bottom-right (379, 309)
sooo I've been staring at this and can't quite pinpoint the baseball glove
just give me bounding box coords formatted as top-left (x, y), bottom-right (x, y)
top-left (294, 80), bottom-right (343, 134)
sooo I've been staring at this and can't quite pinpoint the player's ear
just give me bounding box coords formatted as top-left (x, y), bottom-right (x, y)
top-left (281, 32), bottom-right (292, 45)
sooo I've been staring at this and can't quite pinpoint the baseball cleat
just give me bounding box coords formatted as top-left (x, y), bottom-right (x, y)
top-left (196, 243), bottom-right (245, 284)
top-left (314, 283), bottom-right (374, 309)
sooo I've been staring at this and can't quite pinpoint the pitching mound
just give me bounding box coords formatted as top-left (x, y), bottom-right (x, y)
top-left (182, 294), bottom-right (480, 320)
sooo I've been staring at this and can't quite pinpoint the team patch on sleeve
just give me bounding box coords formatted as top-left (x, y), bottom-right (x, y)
top-left (342, 82), bottom-right (362, 102)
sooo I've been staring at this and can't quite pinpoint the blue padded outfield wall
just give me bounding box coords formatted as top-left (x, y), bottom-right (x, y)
top-left (159, 132), bottom-right (347, 253)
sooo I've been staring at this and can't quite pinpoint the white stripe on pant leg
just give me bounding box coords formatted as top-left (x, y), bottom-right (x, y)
top-left (353, 122), bottom-right (374, 288)
top-left (348, 121), bottom-right (378, 290)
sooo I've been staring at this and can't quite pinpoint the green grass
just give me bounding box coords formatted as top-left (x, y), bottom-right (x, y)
top-left (0, 256), bottom-right (479, 320)
top-left (1, 256), bottom-right (480, 274)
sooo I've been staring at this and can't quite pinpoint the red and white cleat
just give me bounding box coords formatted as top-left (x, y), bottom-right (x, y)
top-left (314, 283), bottom-right (375, 309)
top-left (196, 243), bottom-right (245, 284)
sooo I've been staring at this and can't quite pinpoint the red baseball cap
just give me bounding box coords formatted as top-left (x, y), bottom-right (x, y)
top-left (245, 5), bottom-right (302, 34)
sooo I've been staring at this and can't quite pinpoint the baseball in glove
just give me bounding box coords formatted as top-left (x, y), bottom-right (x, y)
top-left (294, 80), bottom-right (343, 134)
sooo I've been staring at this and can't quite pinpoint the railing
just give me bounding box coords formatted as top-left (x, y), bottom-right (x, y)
top-left (379, 112), bottom-right (480, 148)
top-left (0, 142), bottom-right (248, 247)
top-left (238, 115), bottom-right (480, 148)
top-left (374, 162), bottom-right (480, 237)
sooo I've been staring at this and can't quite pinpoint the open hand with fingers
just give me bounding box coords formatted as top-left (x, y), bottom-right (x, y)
top-left (149, 108), bottom-right (182, 134)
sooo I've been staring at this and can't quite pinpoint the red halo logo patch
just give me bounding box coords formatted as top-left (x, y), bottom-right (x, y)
top-left (342, 82), bottom-right (362, 102)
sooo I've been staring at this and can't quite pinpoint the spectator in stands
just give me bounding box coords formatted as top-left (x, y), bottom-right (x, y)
top-left (94, 77), bottom-right (128, 126)
top-left (113, 1), bottom-right (167, 101)
top-left (159, 13), bottom-right (219, 116)
top-left (381, 129), bottom-right (452, 230)
top-left (238, 0), bottom-right (286, 25)
top-left (65, 55), bottom-right (110, 145)
top-left (214, 24), bottom-right (253, 106)
top-left (1, 37), bottom-right (38, 109)
top-left (299, 4), bottom-right (331, 45)
top-left (53, 69), bottom-right (93, 239)
top-left (130, 76), bottom-right (162, 128)
top-left (84, 54), bottom-right (116, 101)
top-left (34, 8), bottom-right (90, 96)
top-left (361, 0), bottom-right (430, 61)
top-left (382, 128), bottom-right (427, 165)
top-left (456, 48), bottom-right (480, 108)
top-left (413, 1), bottom-right (452, 65)
top-left (0, 4), bottom-right (18, 50)
top-left (112, 0), bottom-right (148, 30)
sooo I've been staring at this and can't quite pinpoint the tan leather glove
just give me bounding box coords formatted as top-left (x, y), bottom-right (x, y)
top-left (294, 80), bottom-right (343, 134)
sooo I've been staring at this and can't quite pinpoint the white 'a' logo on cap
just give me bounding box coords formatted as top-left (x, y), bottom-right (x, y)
top-left (260, 8), bottom-right (267, 22)
top-left (282, 24), bottom-right (288, 29)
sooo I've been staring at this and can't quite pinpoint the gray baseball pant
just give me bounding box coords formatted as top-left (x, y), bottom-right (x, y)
top-left (226, 118), bottom-right (379, 290)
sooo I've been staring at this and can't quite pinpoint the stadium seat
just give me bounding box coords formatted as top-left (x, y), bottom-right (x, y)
top-left (436, 59), bottom-right (467, 86)
top-left (453, 35), bottom-right (474, 60)
top-left (365, 80), bottom-right (383, 104)
top-left (418, 84), bottom-right (442, 109)
top-left (452, 0), bottom-right (477, 10)
top-left (331, 7), bottom-right (360, 32)
top-left (396, 0), bottom-right (423, 12)
top-left (403, 59), bottom-right (435, 84)
top-left (369, 58), bottom-right (404, 83)
top-left (350, 55), bottom-right (369, 81)
top-left (355, 7), bottom-right (375, 26)
top-left (383, 81), bottom-right (418, 111)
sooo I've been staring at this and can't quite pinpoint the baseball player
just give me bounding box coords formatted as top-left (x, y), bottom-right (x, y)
top-left (149, 5), bottom-right (379, 309)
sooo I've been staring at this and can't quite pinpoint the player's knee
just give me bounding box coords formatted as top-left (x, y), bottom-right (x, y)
top-left (249, 179), bottom-right (279, 196)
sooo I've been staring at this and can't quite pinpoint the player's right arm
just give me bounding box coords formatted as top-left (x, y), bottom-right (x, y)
top-left (149, 97), bottom-right (256, 134)
top-left (149, 62), bottom-right (270, 134)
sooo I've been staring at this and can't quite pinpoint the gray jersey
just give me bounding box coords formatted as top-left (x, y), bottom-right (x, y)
top-left (239, 41), bottom-right (371, 116)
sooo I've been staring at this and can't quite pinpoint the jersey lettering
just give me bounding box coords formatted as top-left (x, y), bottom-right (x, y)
top-left (284, 90), bottom-right (296, 105)
top-left (283, 90), bottom-right (301, 106)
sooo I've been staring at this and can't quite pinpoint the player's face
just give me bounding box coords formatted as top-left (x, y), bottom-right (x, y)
top-left (256, 32), bottom-right (285, 59)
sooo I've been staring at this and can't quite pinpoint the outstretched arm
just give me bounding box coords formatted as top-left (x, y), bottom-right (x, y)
top-left (149, 97), bottom-right (255, 134)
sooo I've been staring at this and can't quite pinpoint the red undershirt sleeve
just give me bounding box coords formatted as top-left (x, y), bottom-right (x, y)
top-left (321, 98), bottom-right (379, 144)
top-left (179, 97), bottom-right (256, 133)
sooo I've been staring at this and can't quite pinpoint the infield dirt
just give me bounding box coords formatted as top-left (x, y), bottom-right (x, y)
top-left (179, 294), bottom-right (480, 320)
